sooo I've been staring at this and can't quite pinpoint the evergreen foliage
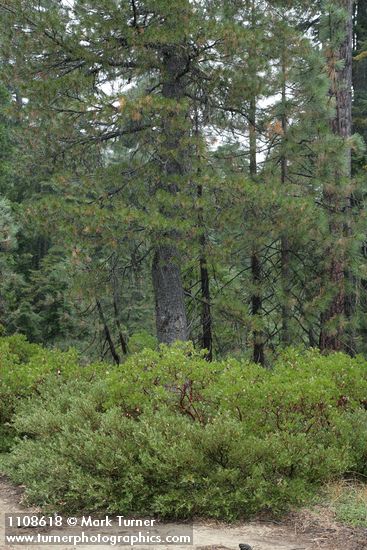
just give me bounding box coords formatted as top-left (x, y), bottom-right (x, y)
top-left (1, 339), bottom-right (367, 519)
top-left (0, 0), bottom-right (365, 361)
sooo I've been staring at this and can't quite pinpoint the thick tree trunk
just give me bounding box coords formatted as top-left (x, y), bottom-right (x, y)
top-left (151, 46), bottom-right (189, 344)
top-left (331, 0), bottom-right (353, 171)
top-left (152, 245), bottom-right (188, 343)
top-left (319, 0), bottom-right (353, 352)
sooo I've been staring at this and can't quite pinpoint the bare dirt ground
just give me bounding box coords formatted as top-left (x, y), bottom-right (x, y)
top-left (0, 476), bottom-right (366, 550)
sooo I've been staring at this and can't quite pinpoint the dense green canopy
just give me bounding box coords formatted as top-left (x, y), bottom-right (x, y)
top-left (0, 0), bottom-right (366, 364)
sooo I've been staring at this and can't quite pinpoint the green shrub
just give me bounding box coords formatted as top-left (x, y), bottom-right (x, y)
top-left (2, 342), bottom-right (367, 519)
top-left (0, 334), bottom-right (106, 451)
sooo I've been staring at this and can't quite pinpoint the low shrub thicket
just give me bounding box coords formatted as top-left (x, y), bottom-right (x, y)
top-left (0, 334), bottom-right (104, 451)
top-left (1, 340), bottom-right (367, 520)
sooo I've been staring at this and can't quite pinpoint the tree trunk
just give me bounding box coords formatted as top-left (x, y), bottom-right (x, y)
top-left (193, 103), bottom-right (213, 359)
top-left (112, 269), bottom-right (128, 355)
top-left (348, 0), bottom-right (367, 354)
top-left (251, 251), bottom-right (265, 364)
top-left (96, 299), bottom-right (120, 364)
top-left (197, 181), bottom-right (213, 359)
top-left (280, 52), bottom-right (291, 347)
top-left (152, 244), bottom-right (188, 343)
top-left (249, 93), bottom-right (265, 365)
top-left (353, 0), bottom-right (367, 143)
top-left (199, 239), bottom-right (212, 359)
top-left (319, 0), bottom-right (353, 352)
top-left (151, 46), bottom-right (189, 344)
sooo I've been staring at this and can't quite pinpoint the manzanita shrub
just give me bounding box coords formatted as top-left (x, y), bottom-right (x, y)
top-left (1, 339), bottom-right (367, 520)
top-left (0, 334), bottom-right (105, 451)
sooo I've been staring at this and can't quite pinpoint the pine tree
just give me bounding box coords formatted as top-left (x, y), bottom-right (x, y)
top-left (0, 0), bottom-right (229, 345)
top-left (319, 0), bottom-right (353, 351)
top-left (1, 0), bottom-right (366, 360)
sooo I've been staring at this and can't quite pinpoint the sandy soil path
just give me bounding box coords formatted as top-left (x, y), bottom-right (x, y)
top-left (0, 476), bottom-right (365, 550)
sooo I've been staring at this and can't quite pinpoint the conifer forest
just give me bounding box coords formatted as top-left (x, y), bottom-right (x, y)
top-left (0, 0), bottom-right (366, 364)
top-left (2, 0), bottom-right (367, 532)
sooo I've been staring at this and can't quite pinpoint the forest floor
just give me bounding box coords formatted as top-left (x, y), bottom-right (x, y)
top-left (0, 476), bottom-right (366, 550)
